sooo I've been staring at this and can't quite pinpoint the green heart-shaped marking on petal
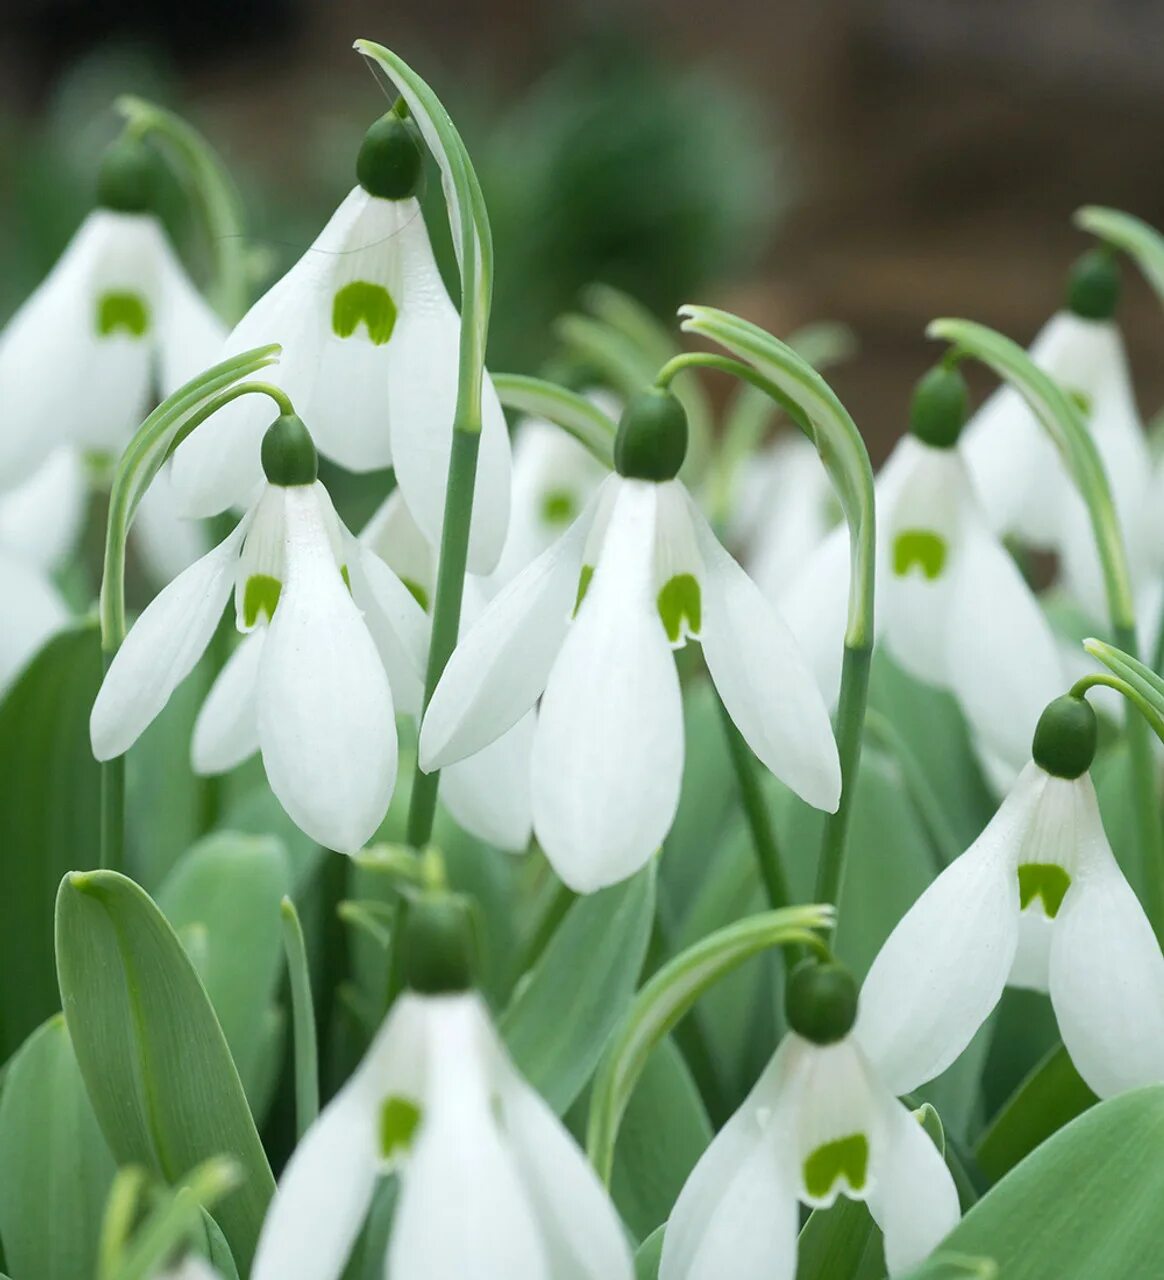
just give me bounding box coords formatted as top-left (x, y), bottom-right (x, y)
top-left (1018, 862), bottom-right (1072, 918)
top-left (332, 280), bottom-right (398, 345)
top-left (243, 574), bottom-right (282, 627)
top-left (573, 564), bottom-right (595, 616)
top-left (96, 290), bottom-right (150, 337)
top-left (892, 530), bottom-right (947, 580)
top-left (657, 573), bottom-right (702, 644)
top-left (541, 489), bottom-right (578, 526)
top-left (803, 1132), bottom-right (869, 1201)
top-left (380, 1095), bottom-right (421, 1159)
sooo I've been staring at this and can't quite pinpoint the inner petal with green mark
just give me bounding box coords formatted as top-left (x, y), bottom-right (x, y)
top-left (1068, 388), bottom-right (1093, 418)
top-left (380, 1095), bottom-right (421, 1160)
top-left (402, 577), bottom-right (430, 612)
top-left (657, 573), bottom-right (702, 644)
top-left (96, 291), bottom-right (150, 338)
top-left (1018, 862), bottom-right (1072, 919)
top-left (803, 1133), bottom-right (870, 1202)
top-left (243, 574), bottom-right (282, 627)
top-left (541, 489), bottom-right (578, 526)
top-left (573, 564), bottom-right (595, 617)
top-left (892, 530), bottom-right (947, 580)
top-left (332, 281), bottom-right (398, 345)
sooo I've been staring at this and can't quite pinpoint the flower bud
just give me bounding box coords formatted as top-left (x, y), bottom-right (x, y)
top-left (401, 893), bottom-right (477, 995)
top-left (614, 389), bottom-right (688, 482)
top-left (357, 113), bottom-right (424, 201)
top-left (96, 136), bottom-right (161, 215)
top-left (261, 413), bottom-right (318, 487)
top-left (909, 365), bottom-right (968, 450)
top-left (1067, 249), bottom-right (1121, 322)
top-left (1032, 693), bottom-right (1097, 779)
top-left (785, 959), bottom-right (858, 1045)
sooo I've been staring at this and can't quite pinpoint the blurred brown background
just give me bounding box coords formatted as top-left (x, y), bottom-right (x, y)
top-left (3, 0), bottom-right (1163, 458)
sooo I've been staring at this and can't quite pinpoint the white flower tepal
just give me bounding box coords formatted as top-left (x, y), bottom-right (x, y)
top-left (251, 991), bottom-right (634, 1280)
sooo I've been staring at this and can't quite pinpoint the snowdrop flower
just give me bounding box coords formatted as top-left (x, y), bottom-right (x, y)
top-left (0, 136), bottom-right (225, 487)
top-left (252, 897), bottom-right (634, 1280)
top-left (421, 388), bottom-right (841, 892)
top-left (360, 489), bottom-right (533, 851)
top-left (961, 251), bottom-right (1155, 620)
top-left (857, 693), bottom-right (1164, 1101)
top-left (662, 961), bottom-right (959, 1280)
top-left (170, 112), bottom-right (511, 574)
top-left (152, 1260), bottom-right (222, 1280)
top-left (92, 412), bottom-right (428, 852)
top-left (782, 366), bottom-right (1063, 786)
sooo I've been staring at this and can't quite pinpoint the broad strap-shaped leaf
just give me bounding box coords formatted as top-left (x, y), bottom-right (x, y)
top-left (501, 862), bottom-right (656, 1114)
top-left (0, 623), bottom-right (102, 1059)
top-left (55, 869), bottom-right (275, 1272)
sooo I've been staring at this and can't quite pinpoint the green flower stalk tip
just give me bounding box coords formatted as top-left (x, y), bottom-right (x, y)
top-left (401, 893), bottom-right (477, 994)
top-left (357, 112), bottom-right (424, 201)
top-left (909, 364), bottom-right (968, 449)
top-left (614, 388), bottom-right (688, 481)
top-left (785, 958), bottom-right (858, 1044)
top-left (1032, 693), bottom-right (1098, 779)
top-left (261, 412), bottom-right (318, 487)
top-left (1067, 249), bottom-right (1121, 321)
top-left (96, 136), bottom-right (161, 214)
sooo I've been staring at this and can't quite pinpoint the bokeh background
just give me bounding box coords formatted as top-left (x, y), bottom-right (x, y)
top-left (3, 0), bottom-right (1164, 458)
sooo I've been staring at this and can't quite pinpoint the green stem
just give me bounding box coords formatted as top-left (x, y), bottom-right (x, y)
top-left (815, 642), bottom-right (873, 910)
top-left (280, 897), bottom-right (319, 1139)
top-left (716, 693), bottom-right (790, 909)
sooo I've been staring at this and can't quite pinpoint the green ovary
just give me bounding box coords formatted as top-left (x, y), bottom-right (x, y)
top-left (803, 1133), bottom-right (869, 1201)
top-left (380, 1095), bottom-right (421, 1159)
top-left (541, 489), bottom-right (578, 526)
top-left (332, 281), bottom-right (398, 344)
top-left (1018, 862), bottom-right (1072, 918)
top-left (243, 574), bottom-right (282, 627)
top-left (96, 291), bottom-right (150, 337)
top-left (892, 530), bottom-right (947, 580)
top-left (657, 573), bottom-right (701, 643)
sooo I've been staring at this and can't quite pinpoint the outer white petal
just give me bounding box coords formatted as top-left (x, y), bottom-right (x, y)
top-left (690, 492), bottom-right (841, 812)
top-left (154, 236), bottom-right (228, 394)
top-left (532, 481), bottom-right (683, 891)
top-left (359, 487), bottom-right (435, 601)
top-left (132, 463), bottom-right (210, 586)
top-left (659, 1042), bottom-right (798, 1280)
top-left (256, 487), bottom-right (396, 853)
top-left (191, 629), bottom-right (263, 774)
top-left (418, 483), bottom-right (604, 769)
top-left (779, 522), bottom-right (849, 709)
top-left (348, 541), bottom-right (430, 717)
top-left (386, 212), bottom-right (511, 574)
top-left (440, 711), bottom-right (535, 852)
top-left (89, 520), bottom-right (246, 759)
top-left (1049, 775), bottom-right (1164, 1097)
top-left (854, 764), bottom-right (1046, 1094)
top-left (0, 552), bottom-right (70, 694)
top-left (0, 448), bottom-right (85, 569)
top-left (498, 1069), bottom-right (634, 1279)
top-left (865, 1092), bottom-right (961, 1276)
top-left (389, 996), bottom-right (548, 1280)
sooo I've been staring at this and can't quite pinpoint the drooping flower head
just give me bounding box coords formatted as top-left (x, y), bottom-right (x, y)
top-left (857, 692), bottom-right (1164, 1100)
top-left (170, 111), bottom-right (511, 574)
top-left (419, 391), bottom-right (841, 892)
top-left (0, 135), bottom-right (225, 487)
top-left (661, 960), bottom-right (960, 1280)
top-left (251, 894), bottom-right (634, 1280)
top-left (91, 411), bottom-right (428, 853)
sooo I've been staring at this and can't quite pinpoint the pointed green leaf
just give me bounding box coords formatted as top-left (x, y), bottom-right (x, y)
top-left (491, 373), bottom-right (617, 466)
top-left (55, 870), bottom-right (275, 1272)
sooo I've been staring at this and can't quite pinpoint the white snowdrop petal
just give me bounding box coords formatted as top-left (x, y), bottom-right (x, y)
top-left (779, 522), bottom-right (849, 710)
top-left (154, 235), bottom-right (228, 395)
top-left (689, 493), bottom-right (841, 813)
top-left (532, 481), bottom-right (683, 891)
top-left (89, 520), bottom-right (247, 760)
top-left (191, 629), bottom-right (264, 775)
top-left (348, 541), bottom-right (430, 717)
top-left (0, 448), bottom-right (85, 570)
top-left (0, 552), bottom-right (70, 695)
top-left (256, 488), bottom-right (396, 853)
top-left (440, 711), bottom-right (535, 852)
top-left (131, 462), bottom-right (210, 586)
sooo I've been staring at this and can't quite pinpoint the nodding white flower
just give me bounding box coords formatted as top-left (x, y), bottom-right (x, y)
top-left (0, 138), bottom-right (225, 488)
top-left (0, 449), bottom-right (84, 692)
top-left (92, 415), bottom-right (428, 853)
top-left (153, 1260), bottom-right (222, 1280)
top-left (782, 367), bottom-right (1063, 787)
top-left (662, 965), bottom-right (960, 1280)
top-left (420, 390), bottom-right (841, 893)
top-left (961, 271), bottom-right (1155, 621)
top-left (857, 695), bottom-right (1164, 1101)
top-left (360, 490), bottom-right (533, 851)
top-left (170, 113), bottom-right (511, 574)
top-left (483, 403), bottom-right (612, 591)
top-left (251, 989), bottom-right (634, 1280)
